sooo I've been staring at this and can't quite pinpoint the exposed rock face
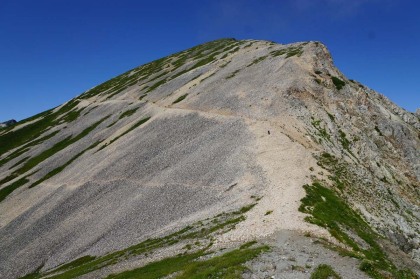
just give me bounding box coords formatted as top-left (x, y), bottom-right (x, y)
top-left (0, 119), bottom-right (16, 128)
top-left (0, 39), bottom-right (418, 278)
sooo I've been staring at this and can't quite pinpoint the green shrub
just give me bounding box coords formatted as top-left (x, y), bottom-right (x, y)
top-left (172, 94), bottom-right (188, 104)
top-left (331, 76), bottom-right (346, 90)
top-left (359, 260), bottom-right (374, 272)
top-left (119, 108), bottom-right (139, 119)
top-left (311, 264), bottom-right (342, 279)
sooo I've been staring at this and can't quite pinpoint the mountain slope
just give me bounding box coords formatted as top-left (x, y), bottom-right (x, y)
top-left (0, 38), bottom-right (419, 278)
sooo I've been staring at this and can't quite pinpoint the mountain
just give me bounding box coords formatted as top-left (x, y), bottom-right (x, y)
top-left (0, 38), bottom-right (419, 279)
top-left (0, 119), bottom-right (17, 128)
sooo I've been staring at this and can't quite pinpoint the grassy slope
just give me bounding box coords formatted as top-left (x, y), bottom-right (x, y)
top-left (19, 202), bottom-right (267, 279)
top-left (300, 153), bottom-right (418, 279)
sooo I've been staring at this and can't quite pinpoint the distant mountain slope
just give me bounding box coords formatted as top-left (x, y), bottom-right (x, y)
top-left (0, 38), bottom-right (418, 278)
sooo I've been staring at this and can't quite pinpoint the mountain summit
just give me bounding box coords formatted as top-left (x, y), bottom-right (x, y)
top-left (0, 39), bottom-right (419, 278)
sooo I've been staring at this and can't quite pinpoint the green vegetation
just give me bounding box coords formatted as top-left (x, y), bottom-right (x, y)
top-left (285, 47), bottom-right (303, 58)
top-left (201, 72), bottom-right (216, 82)
top-left (169, 39), bottom-right (238, 81)
top-left (146, 78), bottom-right (167, 92)
top-left (78, 39), bottom-right (238, 100)
top-left (0, 177), bottom-right (29, 203)
top-left (311, 117), bottom-right (331, 142)
top-left (265, 210), bottom-right (273, 216)
top-left (375, 126), bottom-right (383, 136)
top-left (226, 69), bottom-right (240, 79)
top-left (270, 49), bottom-right (287, 57)
top-left (317, 153), bottom-right (350, 191)
top-left (29, 140), bottom-right (102, 188)
top-left (302, 154), bottom-right (418, 279)
top-left (172, 94), bottom-right (188, 104)
top-left (107, 243), bottom-right (268, 279)
top-left (270, 45), bottom-right (304, 58)
top-left (331, 76), bottom-right (346, 90)
top-left (0, 130), bottom-right (60, 169)
top-left (99, 117), bottom-right (151, 151)
top-left (338, 130), bottom-right (351, 152)
top-left (9, 156), bottom-right (30, 170)
top-left (0, 100), bottom-right (80, 158)
top-left (53, 256), bottom-right (96, 273)
top-left (247, 55), bottom-right (268, 67)
top-left (327, 112), bottom-right (335, 122)
top-left (0, 147), bottom-right (29, 168)
top-left (21, 202), bottom-right (262, 279)
top-left (243, 42), bottom-right (253, 48)
top-left (310, 264), bottom-right (342, 279)
top-left (19, 265), bottom-right (44, 279)
top-left (118, 107), bottom-right (139, 119)
top-left (60, 107), bottom-right (83, 123)
top-left (0, 116), bottom-right (109, 200)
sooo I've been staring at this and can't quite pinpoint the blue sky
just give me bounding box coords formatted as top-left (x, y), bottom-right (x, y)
top-left (0, 0), bottom-right (419, 121)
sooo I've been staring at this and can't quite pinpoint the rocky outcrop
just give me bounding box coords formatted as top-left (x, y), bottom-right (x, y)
top-left (0, 119), bottom-right (16, 128)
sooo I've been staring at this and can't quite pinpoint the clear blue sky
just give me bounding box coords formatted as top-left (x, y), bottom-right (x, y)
top-left (1, 0), bottom-right (419, 121)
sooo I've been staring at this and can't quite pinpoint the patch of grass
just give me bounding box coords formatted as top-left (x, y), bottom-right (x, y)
top-left (331, 76), bottom-right (346, 90)
top-left (338, 129), bottom-right (351, 152)
top-left (146, 78), bottom-right (167, 92)
top-left (60, 107), bottom-right (83, 123)
top-left (99, 117), bottom-right (151, 151)
top-left (9, 156), bottom-right (30, 170)
top-left (310, 264), bottom-right (342, 279)
top-left (317, 153), bottom-right (349, 192)
top-left (219, 61), bottom-right (230, 68)
top-left (300, 166), bottom-right (418, 279)
top-left (0, 147), bottom-right (30, 168)
top-left (0, 100), bottom-right (79, 158)
top-left (285, 47), bottom-right (303, 58)
top-left (270, 49), bottom-right (287, 57)
top-left (29, 140), bottom-right (102, 188)
top-left (327, 112), bottom-right (335, 122)
top-left (19, 265), bottom-right (43, 279)
top-left (119, 108), bottom-right (139, 119)
top-left (79, 39), bottom-right (236, 100)
top-left (375, 126), bottom-right (383, 136)
top-left (189, 74), bottom-right (202, 82)
top-left (299, 182), bottom-right (389, 277)
top-left (191, 56), bottom-right (215, 69)
top-left (0, 130), bottom-right (60, 168)
top-left (311, 118), bottom-right (331, 142)
top-left (265, 210), bottom-right (273, 216)
top-left (28, 202), bottom-right (259, 279)
top-left (172, 94), bottom-right (188, 104)
top-left (237, 203), bottom-right (256, 214)
top-left (226, 69), bottom-right (240, 79)
top-left (201, 72), bottom-right (215, 82)
top-left (0, 177), bottom-right (29, 203)
top-left (247, 55), bottom-right (268, 67)
top-left (54, 256), bottom-right (96, 273)
top-left (0, 116), bottom-right (109, 188)
top-left (107, 244), bottom-right (268, 279)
